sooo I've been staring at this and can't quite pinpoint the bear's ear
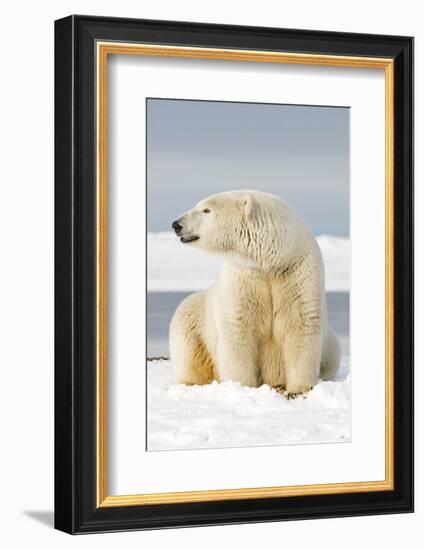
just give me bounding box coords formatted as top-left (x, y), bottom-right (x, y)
top-left (243, 194), bottom-right (256, 217)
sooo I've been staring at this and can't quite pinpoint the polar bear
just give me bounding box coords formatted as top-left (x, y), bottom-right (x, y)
top-left (169, 190), bottom-right (340, 398)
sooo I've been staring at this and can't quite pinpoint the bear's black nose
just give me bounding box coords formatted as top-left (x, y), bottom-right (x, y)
top-left (172, 220), bottom-right (182, 234)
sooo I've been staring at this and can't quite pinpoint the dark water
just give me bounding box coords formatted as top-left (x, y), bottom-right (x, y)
top-left (147, 291), bottom-right (349, 358)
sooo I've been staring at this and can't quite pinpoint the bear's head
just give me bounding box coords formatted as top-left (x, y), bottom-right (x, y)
top-left (172, 190), bottom-right (309, 269)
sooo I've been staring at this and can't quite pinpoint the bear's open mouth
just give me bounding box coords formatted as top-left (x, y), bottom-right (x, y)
top-left (180, 235), bottom-right (199, 243)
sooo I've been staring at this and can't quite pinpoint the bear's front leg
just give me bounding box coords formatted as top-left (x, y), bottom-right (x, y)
top-left (215, 322), bottom-right (260, 388)
top-left (284, 332), bottom-right (321, 398)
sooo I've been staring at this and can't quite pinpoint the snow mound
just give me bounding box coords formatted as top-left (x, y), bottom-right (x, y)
top-left (147, 357), bottom-right (350, 451)
top-left (147, 232), bottom-right (349, 292)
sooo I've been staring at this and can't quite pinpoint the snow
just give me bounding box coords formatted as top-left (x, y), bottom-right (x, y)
top-left (147, 232), bottom-right (350, 292)
top-left (147, 357), bottom-right (350, 451)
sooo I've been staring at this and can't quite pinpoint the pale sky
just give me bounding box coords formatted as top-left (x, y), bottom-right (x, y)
top-left (147, 98), bottom-right (349, 237)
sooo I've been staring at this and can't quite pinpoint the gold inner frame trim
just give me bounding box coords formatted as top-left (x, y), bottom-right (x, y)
top-left (96, 42), bottom-right (395, 508)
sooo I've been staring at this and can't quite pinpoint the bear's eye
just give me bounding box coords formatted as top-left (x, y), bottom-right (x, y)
top-left (202, 208), bottom-right (211, 213)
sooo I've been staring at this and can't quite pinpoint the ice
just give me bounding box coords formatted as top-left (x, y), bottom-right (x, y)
top-left (147, 232), bottom-right (349, 292)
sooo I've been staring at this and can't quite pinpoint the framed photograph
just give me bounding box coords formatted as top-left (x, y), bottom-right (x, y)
top-left (54, 15), bottom-right (413, 534)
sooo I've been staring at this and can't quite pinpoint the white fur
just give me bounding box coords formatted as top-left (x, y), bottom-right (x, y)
top-left (169, 190), bottom-right (341, 397)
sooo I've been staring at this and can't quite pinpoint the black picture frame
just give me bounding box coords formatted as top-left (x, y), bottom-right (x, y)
top-left (55, 14), bottom-right (414, 534)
